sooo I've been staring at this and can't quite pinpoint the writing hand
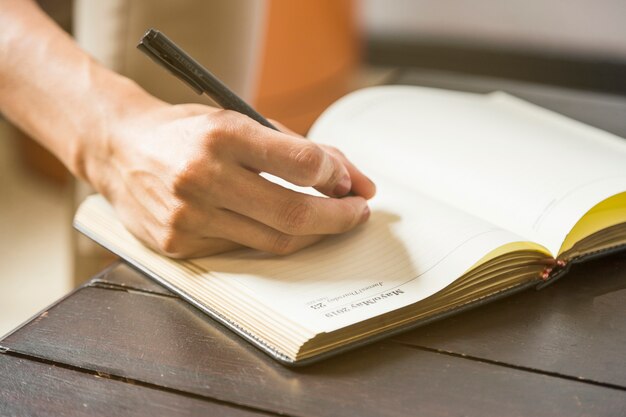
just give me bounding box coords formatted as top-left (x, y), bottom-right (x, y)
top-left (90, 103), bottom-right (376, 258)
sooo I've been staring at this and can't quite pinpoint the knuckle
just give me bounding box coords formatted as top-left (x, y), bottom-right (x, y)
top-left (268, 233), bottom-right (297, 255)
top-left (171, 156), bottom-right (221, 198)
top-left (203, 132), bottom-right (226, 155)
top-left (171, 163), bottom-right (197, 196)
top-left (203, 110), bottom-right (236, 151)
top-left (162, 203), bottom-right (189, 232)
top-left (278, 200), bottom-right (314, 235)
top-left (291, 144), bottom-right (325, 184)
top-left (157, 228), bottom-right (186, 258)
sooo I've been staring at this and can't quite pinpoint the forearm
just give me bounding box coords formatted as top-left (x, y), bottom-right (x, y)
top-left (0, 0), bottom-right (162, 182)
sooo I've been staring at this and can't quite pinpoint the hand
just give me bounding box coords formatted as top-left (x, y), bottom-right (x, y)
top-left (88, 103), bottom-right (376, 258)
top-left (0, 0), bottom-right (376, 259)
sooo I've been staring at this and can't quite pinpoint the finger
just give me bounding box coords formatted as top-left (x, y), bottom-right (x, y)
top-left (129, 196), bottom-right (323, 256)
top-left (266, 120), bottom-right (376, 199)
top-left (222, 114), bottom-right (352, 197)
top-left (268, 120), bottom-right (376, 198)
top-left (112, 195), bottom-right (242, 258)
top-left (321, 145), bottom-right (377, 199)
top-left (216, 168), bottom-right (370, 236)
top-left (210, 209), bottom-right (324, 255)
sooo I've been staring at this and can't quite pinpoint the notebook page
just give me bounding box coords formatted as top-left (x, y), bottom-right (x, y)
top-left (191, 176), bottom-right (530, 333)
top-left (309, 86), bottom-right (626, 255)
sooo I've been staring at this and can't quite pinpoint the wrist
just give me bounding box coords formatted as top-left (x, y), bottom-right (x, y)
top-left (76, 66), bottom-right (165, 195)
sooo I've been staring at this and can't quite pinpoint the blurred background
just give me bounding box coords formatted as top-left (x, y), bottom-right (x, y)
top-left (1, 0), bottom-right (625, 335)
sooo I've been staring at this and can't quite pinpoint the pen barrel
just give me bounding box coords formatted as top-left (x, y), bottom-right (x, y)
top-left (206, 82), bottom-right (278, 131)
top-left (139, 29), bottom-right (277, 131)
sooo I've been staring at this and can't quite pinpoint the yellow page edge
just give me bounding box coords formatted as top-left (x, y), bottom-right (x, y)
top-left (558, 191), bottom-right (626, 256)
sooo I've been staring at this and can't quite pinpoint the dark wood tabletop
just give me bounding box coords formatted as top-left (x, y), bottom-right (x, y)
top-left (2, 70), bottom-right (626, 416)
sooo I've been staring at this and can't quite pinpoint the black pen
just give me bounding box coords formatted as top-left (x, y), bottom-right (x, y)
top-left (137, 28), bottom-right (278, 131)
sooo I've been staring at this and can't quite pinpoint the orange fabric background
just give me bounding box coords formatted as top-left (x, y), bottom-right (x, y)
top-left (255, 0), bottom-right (361, 135)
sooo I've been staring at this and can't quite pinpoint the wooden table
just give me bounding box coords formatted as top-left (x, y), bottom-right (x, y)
top-left (2, 71), bottom-right (626, 416)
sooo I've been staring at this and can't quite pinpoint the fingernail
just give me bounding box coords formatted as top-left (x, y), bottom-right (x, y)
top-left (333, 175), bottom-right (351, 196)
top-left (360, 205), bottom-right (371, 223)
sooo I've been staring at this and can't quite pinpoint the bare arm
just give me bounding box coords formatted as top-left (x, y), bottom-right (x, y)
top-left (0, 0), bottom-right (375, 257)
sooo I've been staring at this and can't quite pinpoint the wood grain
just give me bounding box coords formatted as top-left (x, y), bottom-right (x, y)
top-left (88, 263), bottom-right (173, 296)
top-left (393, 251), bottom-right (626, 388)
top-left (0, 354), bottom-right (263, 417)
top-left (2, 283), bottom-right (625, 417)
top-left (82, 255), bottom-right (626, 389)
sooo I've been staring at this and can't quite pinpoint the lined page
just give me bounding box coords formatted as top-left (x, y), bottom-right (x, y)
top-left (191, 175), bottom-right (529, 333)
top-left (76, 189), bottom-right (533, 344)
top-left (309, 86), bottom-right (626, 255)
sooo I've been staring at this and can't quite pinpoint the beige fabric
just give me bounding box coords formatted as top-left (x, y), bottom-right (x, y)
top-left (71, 0), bottom-right (267, 284)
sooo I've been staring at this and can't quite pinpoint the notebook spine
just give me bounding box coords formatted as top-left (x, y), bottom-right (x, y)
top-left (535, 243), bottom-right (626, 290)
top-left (539, 259), bottom-right (566, 281)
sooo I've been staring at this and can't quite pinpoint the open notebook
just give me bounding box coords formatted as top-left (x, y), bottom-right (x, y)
top-left (75, 86), bottom-right (626, 365)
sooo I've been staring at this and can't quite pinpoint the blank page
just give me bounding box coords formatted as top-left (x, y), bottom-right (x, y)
top-left (309, 86), bottom-right (626, 255)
